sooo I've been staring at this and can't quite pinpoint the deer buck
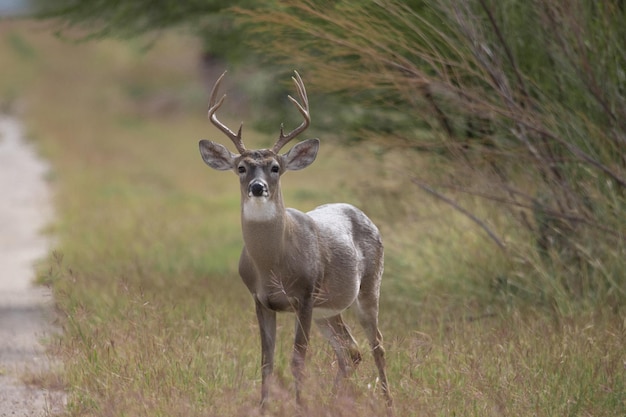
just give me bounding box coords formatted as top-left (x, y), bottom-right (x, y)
top-left (198, 71), bottom-right (392, 410)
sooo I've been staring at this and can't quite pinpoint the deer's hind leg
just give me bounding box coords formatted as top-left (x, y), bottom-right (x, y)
top-left (315, 314), bottom-right (362, 392)
top-left (355, 283), bottom-right (393, 407)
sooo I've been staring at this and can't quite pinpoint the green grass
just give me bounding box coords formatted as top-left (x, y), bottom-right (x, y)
top-left (1, 21), bottom-right (624, 417)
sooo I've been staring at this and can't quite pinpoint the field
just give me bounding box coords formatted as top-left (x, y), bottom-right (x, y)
top-left (1, 21), bottom-right (624, 416)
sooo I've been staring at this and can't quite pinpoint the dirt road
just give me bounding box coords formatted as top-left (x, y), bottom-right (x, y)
top-left (0, 116), bottom-right (64, 416)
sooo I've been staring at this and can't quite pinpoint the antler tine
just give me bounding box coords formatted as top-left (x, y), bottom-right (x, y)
top-left (208, 71), bottom-right (246, 154)
top-left (272, 71), bottom-right (311, 153)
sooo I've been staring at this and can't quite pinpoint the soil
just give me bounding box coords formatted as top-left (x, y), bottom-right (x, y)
top-left (0, 116), bottom-right (64, 416)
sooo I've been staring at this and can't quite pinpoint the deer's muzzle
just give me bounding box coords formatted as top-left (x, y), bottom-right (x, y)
top-left (248, 180), bottom-right (269, 197)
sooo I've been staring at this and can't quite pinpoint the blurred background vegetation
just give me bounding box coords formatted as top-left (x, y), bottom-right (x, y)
top-left (1, 0), bottom-right (625, 416)
top-left (35, 0), bottom-right (625, 310)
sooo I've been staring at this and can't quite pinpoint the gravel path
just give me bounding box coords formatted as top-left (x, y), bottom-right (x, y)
top-left (0, 116), bottom-right (64, 416)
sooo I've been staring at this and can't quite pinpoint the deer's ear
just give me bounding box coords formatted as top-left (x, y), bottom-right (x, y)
top-left (199, 140), bottom-right (237, 171)
top-left (283, 138), bottom-right (319, 171)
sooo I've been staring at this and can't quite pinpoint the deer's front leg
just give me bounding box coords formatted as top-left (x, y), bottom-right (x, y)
top-left (292, 294), bottom-right (313, 407)
top-left (255, 295), bottom-right (276, 409)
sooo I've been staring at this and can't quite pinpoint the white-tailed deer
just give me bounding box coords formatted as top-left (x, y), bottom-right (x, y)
top-left (198, 71), bottom-right (392, 410)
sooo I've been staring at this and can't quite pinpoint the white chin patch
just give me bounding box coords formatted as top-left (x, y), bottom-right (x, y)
top-left (243, 198), bottom-right (277, 222)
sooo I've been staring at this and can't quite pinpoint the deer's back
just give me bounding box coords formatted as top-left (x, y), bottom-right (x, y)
top-left (307, 203), bottom-right (382, 253)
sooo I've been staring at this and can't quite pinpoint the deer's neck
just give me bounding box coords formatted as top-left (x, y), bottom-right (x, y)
top-left (241, 195), bottom-right (288, 267)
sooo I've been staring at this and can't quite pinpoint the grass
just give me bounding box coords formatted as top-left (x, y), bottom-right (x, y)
top-left (1, 20), bottom-right (624, 417)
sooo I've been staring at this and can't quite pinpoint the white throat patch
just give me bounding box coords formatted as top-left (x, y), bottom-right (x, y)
top-left (242, 197), bottom-right (278, 222)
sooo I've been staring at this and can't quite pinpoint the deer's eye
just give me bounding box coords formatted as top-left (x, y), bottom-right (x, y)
top-left (238, 165), bottom-right (246, 174)
top-left (271, 165), bottom-right (280, 173)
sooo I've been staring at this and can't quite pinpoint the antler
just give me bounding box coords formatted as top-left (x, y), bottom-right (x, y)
top-left (208, 71), bottom-right (246, 154)
top-left (271, 71), bottom-right (311, 153)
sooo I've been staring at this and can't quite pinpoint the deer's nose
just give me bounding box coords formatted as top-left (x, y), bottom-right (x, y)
top-left (248, 181), bottom-right (268, 197)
